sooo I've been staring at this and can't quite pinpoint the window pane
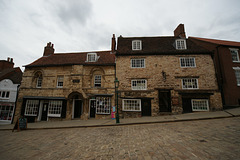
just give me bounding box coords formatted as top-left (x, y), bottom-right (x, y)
top-left (182, 78), bottom-right (198, 89)
top-left (25, 100), bottom-right (39, 116)
top-left (132, 80), bottom-right (146, 90)
top-left (94, 75), bottom-right (101, 87)
top-left (234, 69), bottom-right (240, 86)
top-left (48, 101), bottom-right (62, 117)
top-left (96, 97), bottom-right (111, 114)
top-left (192, 99), bottom-right (209, 111)
top-left (123, 99), bottom-right (141, 111)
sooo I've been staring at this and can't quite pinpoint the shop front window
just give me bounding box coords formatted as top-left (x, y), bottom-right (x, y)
top-left (96, 97), bottom-right (111, 114)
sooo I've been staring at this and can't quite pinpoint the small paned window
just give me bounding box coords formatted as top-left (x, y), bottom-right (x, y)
top-left (96, 97), bottom-right (111, 114)
top-left (36, 76), bottom-right (43, 88)
top-left (176, 39), bottom-right (187, 50)
top-left (0, 91), bottom-right (10, 99)
top-left (24, 100), bottom-right (39, 116)
top-left (131, 58), bottom-right (145, 68)
top-left (87, 53), bottom-right (97, 62)
top-left (48, 100), bottom-right (62, 117)
top-left (192, 99), bottom-right (209, 111)
top-left (132, 40), bottom-right (142, 50)
top-left (131, 79), bottom-right (147, 90)
top-left (180, 57), bottom-right (196, 67)
top-left (122, 99), bottom-right (141, 111)
top-left (230, 49), bottom-right (239, 62)
top-left (182, 78), bottom-right (198, 89)
top-left (57, 76), bottom-right (64, 88)
top-left (94, 75), bottom-right (102, 87)
top-left (233, 68), bottom-right (240, 86)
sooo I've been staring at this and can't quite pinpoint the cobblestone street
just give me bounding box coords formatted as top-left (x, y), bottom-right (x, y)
top-left (0, 117), bottom-right (240, 160)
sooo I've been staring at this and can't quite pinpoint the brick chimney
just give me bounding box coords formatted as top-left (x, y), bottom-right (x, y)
top-left (111, 34), bottom-right (116, 53)
top-left (174, 24), bottom-right (186, 38)
top-left (43, 42), bottom-right (55, 56)
top-left (0, 57), bottom-right (14, 70)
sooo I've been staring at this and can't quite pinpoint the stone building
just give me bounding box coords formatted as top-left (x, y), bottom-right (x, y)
top-left (0, 58), bottom-right (22, 124)
top-left (116, 24), bottom-right (222, 118)
top-left (189, 37), bottom-right (240, 108)
top-left (14, 41), bottom-right (116, 122)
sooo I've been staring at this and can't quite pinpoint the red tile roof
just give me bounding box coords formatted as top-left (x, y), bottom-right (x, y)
top-left (189, 37), bottom-right (240, 47)
top-left (25, 51), bottom-right (115, 68)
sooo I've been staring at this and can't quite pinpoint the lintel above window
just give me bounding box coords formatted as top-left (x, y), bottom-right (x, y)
top-left (176, 39), bottom-right (187, 50)
top-left (132, 40), bottom-right (142, 50)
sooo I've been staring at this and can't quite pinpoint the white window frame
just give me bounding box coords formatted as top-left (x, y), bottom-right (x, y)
top-left (176, 39), bottom-right (187, 50)
top-left (87, 53), bottom-right (97, 62)
top-left (131, 79), bottom-right (147, 90)
top-left (122, 99), bottom-right (141, 111)
top-left (36, 76), bottom-right (43, 88)
top-left (57, 76), bottom-right (64, 88)
top-left (24, 100), bottom-right (39, 116)
top-left (48, 100), bottom-right (62, 117)
top-left (94, 75), bottom-right (102, 87)
top-left (182, 78), bottom-right (198, 89)
top-left (132, 40), bottom-right (142, 50)
top-left (95, 97), bottom-right (111, 114)
top-left (0, 91), bottom-right (10, 99)
top-left (131, 58), bottom-right (145, 68)
top-left (230, 48), bottom-right (240, 62)
top-left (191, 99), bottom-right (209, 111)
top-left (180, 57), bottom-right (196, 68)
top-left (233, 67), bottom-right (240, 86)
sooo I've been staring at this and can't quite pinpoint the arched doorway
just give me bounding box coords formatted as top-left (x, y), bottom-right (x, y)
top-left (68, 92), bottom-right (84, 119)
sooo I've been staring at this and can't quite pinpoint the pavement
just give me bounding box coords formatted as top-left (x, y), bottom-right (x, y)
top-left (1, 107), bottom-right (240, 131)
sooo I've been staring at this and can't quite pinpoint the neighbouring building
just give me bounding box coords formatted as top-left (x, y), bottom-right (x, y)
top-left (14, 40), bottom-right (116, 123)
top-left (0, 58), bottom-right (22, 124)
top-left (115, 24), bottom-right (223, 118)
top-left (189, 37), bottom-right (240, 108)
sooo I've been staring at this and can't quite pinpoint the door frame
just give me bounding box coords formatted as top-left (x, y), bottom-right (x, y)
top-left (141, 98), bottom-right (152, 116)
top-left (159, 90), bottom-right (172, 113)
top-left (72, 99), bottom-right (83, 119)
top-left (89, 99), bottom-right (96, 118)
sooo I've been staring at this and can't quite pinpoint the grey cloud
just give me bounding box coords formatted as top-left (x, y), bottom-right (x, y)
top-left (55, 0), bottom-right (92, 25)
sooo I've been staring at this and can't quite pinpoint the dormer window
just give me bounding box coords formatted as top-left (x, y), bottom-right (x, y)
top-left (176, 39), bottom-right (187, 50)
top-left (87, 53), bottom-right (98, 62)
top-left (132, 40), bottom-right (142, 50)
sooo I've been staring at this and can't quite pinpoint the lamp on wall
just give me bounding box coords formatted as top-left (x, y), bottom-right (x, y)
top-left (114, 77), bottom-right (120, 123)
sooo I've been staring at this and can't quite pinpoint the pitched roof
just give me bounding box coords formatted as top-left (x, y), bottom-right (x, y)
top-left (25, 51), bottom-right (115, 68)
top-left (189, 37), bottom-right (240, 47)
top-left (117, 36), bottom-right (211, 55)
top-left (0, 67), bottom-right (22, 84)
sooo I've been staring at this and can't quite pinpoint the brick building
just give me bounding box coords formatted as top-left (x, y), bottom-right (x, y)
top-left (14, 41), bottom-right (116, 122)
top-left (189, 37), bottom-right (240, 108)
top-left (115, 24), bottom-right (222, 118)
top-left (0, 58), bottom-right (22, 124)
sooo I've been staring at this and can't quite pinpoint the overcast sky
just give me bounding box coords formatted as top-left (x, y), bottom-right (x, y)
top-left (1, 0), bottom-right (240, 70)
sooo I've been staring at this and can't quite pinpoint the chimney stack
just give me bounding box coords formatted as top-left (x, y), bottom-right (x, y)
top-left (111, 34), bottom-right (116, 53)
top-left (43, 42), bottom-right (55, 56)
top-left (174, 24), bottom-right (186, 38)
top-left (0, 57), bottom-right (14, 70)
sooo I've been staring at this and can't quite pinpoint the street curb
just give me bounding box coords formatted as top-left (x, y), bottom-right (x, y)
top-left (2, 115), bottom-right (238, 131)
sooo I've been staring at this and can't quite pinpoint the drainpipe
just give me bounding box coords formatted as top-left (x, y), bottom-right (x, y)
top-left (216, 45), bottom-right (225, 106)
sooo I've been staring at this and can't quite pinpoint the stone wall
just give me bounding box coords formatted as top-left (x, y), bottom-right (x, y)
top-left (15, 64), bottom-right (115, 122)
top-left (116, 54), bottom-right (222, 117)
